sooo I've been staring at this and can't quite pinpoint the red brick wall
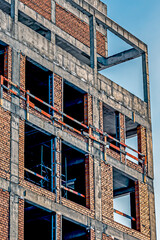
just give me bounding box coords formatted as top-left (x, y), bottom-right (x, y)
top-left (102, 234), bottom-right (114, 240)
top-left (19, 0), bottom-right (51, 21)
top-left (0, 189), bottom-right (9, 240)
top-left (57, 214), bottom-right (61, 240)
top-left (18, 199), bottom-right (24, 240)
top-left (3, 46), bottom-right (12, 101)
top-left (120, 113), bottom-right (125, 163)
top-left (0, 107), bottom-right (11, 181)
top-left (137, 125), bottom-right (147, 159)
top-left (54, 73), bottom-right (62, 128)
top-left (56, 4), bottom-right (106, 57)
top-left (20, 54), bottom-right (26, 109)
top-left (139, 182), bottom-right (150, 236)
top-left (135, 181), bottom-right (140, 231)
top-left (90, 228), bottom-right (95, 240)
top-left (101, 163), bottom-right (113, 222)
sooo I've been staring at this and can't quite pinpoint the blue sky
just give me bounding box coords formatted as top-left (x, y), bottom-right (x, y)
top-left (100, 0), bottom-right (160, 238)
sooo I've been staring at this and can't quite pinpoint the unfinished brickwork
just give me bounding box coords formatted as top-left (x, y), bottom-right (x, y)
top-left (0, 189), bottom-right (9, 240)
top-left (0, 0), bottom-right (156, 239)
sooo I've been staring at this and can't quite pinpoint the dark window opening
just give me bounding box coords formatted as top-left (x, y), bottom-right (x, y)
top-left (24, 202), bottom-right (55, 240)
top-left (0, 45), bottom-right (4, 76)
top-left (113, 168), bottom-right (137, 230)
top-left (18, 11), bottom-right (51, 41)
top-left (63, 81), bottom-right (86, 131)
top-left (26, 58), bottom-right (53, 113)
top-left (62, 143), bottom-right (87, 207)
top-left (103, 104), bottom-right (120, 149)
top-left (125, 116), bottom-right (139, 164)
top-left (0, 0), bottom-right (11, 16)
top-left (56, 36), bottom-right (90, 66)
top-left (0, 42), bottom-right (9, 91)
top-left (25, 124), bottom-right (55, 192)
top-left (62, 217), bottom-right (90, 240)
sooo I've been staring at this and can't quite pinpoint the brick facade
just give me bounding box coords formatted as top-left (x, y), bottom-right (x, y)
top-left (0, 189), bottom-right (9, 240)
top-left (0, 106), bottom-right (11, 181)
top-left (19, 0), bottom-right (51, 21)
top-left (139, 181), bottom-right (150, 236)
top-left (18, 199), bottom-right (24, 240)
top-left (0, 0), bottom-right (156, 238)
top-left (56, 4), bottom-right (106, 57)
top-left (101, 163), bottom-right (114, 222)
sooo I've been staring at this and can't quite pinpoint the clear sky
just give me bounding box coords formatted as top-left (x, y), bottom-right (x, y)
top-left (100, 0), bottom-right (160, 238)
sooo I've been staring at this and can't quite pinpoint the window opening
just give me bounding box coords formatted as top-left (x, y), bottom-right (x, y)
top-left (61, 143), bottom-right (87, 207)
top-left (62, 217), bottom-right (90, 240)
top-left (24, 124), bottom-right (55, 192)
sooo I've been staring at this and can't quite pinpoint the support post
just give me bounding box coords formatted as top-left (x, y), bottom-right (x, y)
top-left (11, 0), bottom-right (18, 37)
top-left (65, 156), bottom-right (67, 199)
top-left (51, 139), bottom-right (54, 192)
top-left (89, 14), bottom-right (98, 88)
top-left (41, 145), bottom-right (44, 188)
top-left (9, 49), bottom-right (20, 240)
top-left (104, 136), bottom-right (107, 161)
top-left (142, 52), bottom-right (151, 123)
top-left (26, 90), bottom-right (30, 120)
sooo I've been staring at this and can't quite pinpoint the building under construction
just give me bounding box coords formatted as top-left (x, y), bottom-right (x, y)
top-left (0, 0), bottom-right (157, 239)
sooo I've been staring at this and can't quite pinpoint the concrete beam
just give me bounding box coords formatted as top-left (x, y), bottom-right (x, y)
top-left (9, 48), bottom-right (20, 240)
top-left (98, 48), bottom-right (142, 70)
top-left (62, 0), bottom-right (147, 52)
top-left (0, 178), bottom-right (150, 240)
top-left (1, 98), bottom-right (154, 186)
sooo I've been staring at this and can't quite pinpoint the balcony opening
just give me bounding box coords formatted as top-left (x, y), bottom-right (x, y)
top-left (125, 116), bottom-right (139, 164)
top-left (56, 36), bottom-right (90, 66)
top-left (63, 81), bottom-right (86, 131)
top-left (62, 143), bottom-right (88, 207)
top-left (62, 217), bottom-right (90, 240)
top-left (103, 103), bottom-right (120, 149)
top-left (26, 58), bottom-right (53, 113)
top-left (18, 11), bottom-right (51, 40)
top-left (113, 168), bottom-right (138, 230)
top-left (0, 0), bottom-right (11, 16)
top-left (98, 30), bottom-right (144, 100)
top-left (24, 201), bottom-right (55, 240)
top-left (24, 123), bottom-right (55, 192)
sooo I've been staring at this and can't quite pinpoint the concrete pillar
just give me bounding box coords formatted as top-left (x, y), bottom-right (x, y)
top-left (89, 14), bottom-right (98, 89)
top-left (11, 0), bottom-right (19, 38)
top-left (9, 49), bottom-right (20, 240)
top-left (94, 223), bottom-right (103, 240)
top-left (142, 52), bottom-right (151, 123)
top-left (92, 97), bottom-right (102, 222)
top-left (51, 0), bottom-right (56, 24)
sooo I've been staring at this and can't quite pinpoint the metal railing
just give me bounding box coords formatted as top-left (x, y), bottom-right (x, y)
top-left (0, 75), bottom-right (147, 182)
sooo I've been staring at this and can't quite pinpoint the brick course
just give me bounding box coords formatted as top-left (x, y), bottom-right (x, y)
top-left (0, 108), bottom-right (11, 181)
top-left (139, 181), bottom-right (150, 236)
top-left (0, 189), bottom-right (9, 240)
top-left (18, 199), bottom-right (24, 240)
top-left (101, 163), bottom-right (114, 221)
top-left (56, 4), bottom-right (106, 57)
top-left (19, 0), bottom-right (51, 21)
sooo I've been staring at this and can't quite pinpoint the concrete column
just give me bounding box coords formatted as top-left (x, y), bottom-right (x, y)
top-left (11, 0), bottom-right (19, 38)
top-left (92, 97), bottom-right (102, 222)
top-left (51, 1), bottom-right (57, 60)
top-left (11, 0), bottom-right (18, 21)
top-left (94, 223), bottom-right (103, 240)
top-left (142, 52), bottom-right (151, 123)
top-left (51, 0), bottom-right (56, 24)
top-left (9, 49), bottom-right (20, 240)
top-left (89, 14), bottom-right (98, 88)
